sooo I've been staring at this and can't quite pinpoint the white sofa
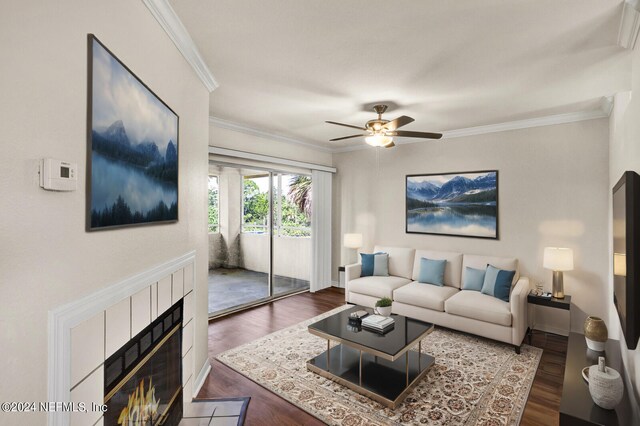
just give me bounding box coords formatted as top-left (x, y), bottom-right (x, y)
top-left (345, 245), bottom-right (530, 352)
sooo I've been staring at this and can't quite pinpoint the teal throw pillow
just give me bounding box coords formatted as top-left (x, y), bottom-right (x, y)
top-left (418, 257), bottom-right (446, 286)
top-left (462, 266), bottom-right (486, 291)
top-left (360, 252), bottom-right (389, 277)
top-left (480, 265), bottom-right (516, 302)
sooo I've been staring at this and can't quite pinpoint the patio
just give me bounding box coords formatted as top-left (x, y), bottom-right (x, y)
top-left (208, 268), bottom-right (310, 315)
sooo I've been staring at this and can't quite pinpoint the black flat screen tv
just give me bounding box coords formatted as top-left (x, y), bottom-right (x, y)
top-left (613, 171), bottom-right (640, 350)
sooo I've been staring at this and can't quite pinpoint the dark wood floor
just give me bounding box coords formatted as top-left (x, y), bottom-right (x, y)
top-left (199, 287), bottom-right (568, 425)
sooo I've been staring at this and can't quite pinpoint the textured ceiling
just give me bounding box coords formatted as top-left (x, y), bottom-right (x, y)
top-left (170, 0), bottom-right (630, 149)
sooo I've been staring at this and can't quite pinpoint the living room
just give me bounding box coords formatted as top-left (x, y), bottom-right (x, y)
top-left (2, 0), bottom-right (640, 425)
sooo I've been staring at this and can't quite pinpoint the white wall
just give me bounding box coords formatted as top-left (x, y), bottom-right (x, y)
top-left (210, 124), bottom-right (333, 166)
top-left (0, 1), bottom-right (209, 424)
top-left (332, 119), bottom-right (610, 336)
top-left (609, 38), bottom-right (640, 411)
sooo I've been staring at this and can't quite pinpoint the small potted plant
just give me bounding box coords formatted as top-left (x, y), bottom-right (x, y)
top-left (374, 297), bottom-right (393, 317)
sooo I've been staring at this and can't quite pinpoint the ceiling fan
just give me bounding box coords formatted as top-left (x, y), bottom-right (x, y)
top-left (326, 104), bottom-right (442, 148)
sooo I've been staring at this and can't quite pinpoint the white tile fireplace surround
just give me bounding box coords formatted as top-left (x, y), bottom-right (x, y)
top-left (48, 251), bottom-right (207, 426)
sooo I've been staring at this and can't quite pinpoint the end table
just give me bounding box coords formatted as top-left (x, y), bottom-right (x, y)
top-left (527, 293), bottom-right (571, 341)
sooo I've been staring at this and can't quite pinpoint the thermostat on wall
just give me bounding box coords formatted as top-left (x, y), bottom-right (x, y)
top-left (40, 158), bottom-right (77, 191)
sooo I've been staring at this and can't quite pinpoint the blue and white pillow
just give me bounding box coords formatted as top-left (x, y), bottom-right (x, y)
top-left (418, 258), bottom-right (446, 286)
top-left (360, 252), bottom-right (389, 277)
top-left (462, 266), bottom-right (486, 291)
top-left (480, 265), bottom-right (516, 302)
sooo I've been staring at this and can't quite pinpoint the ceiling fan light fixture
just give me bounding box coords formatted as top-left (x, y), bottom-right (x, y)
top-left (326, 104), bottom-right (442, 146)
top-left (365, 134), bottom-right (393, 147)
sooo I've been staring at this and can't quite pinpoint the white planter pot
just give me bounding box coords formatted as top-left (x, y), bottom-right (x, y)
top-left (375, 306), bottom-right (392, 317)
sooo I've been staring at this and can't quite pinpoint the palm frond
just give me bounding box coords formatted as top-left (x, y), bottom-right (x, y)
top-left (287, 175), bottom-right (312, 217)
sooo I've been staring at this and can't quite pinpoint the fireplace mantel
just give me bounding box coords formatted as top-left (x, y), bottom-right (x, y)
top-left (47, 251), bottom-right (201, 426)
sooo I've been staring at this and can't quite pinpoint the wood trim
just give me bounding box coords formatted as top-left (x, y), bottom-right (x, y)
top-left (142, 0), bottom-right (219, 92)
top-left (210, 116), bottom-right (333, 153)
top-left (618, 0), bottom-right (640, 49)
top-left (192, 358), bottom-right (212, 398)
top-left (333, 103), bottom-right (612, 153)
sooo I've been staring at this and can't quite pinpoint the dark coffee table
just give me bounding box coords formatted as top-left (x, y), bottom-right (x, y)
top-left (307, 305), bottom-right (435, 408)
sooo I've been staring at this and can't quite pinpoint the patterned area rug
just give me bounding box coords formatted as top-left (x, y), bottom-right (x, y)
top-left (216, 306), bottom-right (542, 426)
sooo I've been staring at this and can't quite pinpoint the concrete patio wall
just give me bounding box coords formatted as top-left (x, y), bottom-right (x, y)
top-left (240, 233), bottom-right (311, 281)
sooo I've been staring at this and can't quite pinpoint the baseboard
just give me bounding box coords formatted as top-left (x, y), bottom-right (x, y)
top-left (193, 358), bottom-right (212, 398)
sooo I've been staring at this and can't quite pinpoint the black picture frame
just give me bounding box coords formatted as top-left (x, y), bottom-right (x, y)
top-left (612, 171), bottom-right (640, 350)
top-left (85, 34), bottom-right (180, 232)
top-left (405, 170), bottom-right (500, 240)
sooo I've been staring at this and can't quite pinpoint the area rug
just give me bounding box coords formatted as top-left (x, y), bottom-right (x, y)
top-left (215, 306), bottom-right (542, 425)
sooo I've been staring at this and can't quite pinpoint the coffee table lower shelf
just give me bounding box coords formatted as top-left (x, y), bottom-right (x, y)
top-left (306, 344), bottom-right (434, 409)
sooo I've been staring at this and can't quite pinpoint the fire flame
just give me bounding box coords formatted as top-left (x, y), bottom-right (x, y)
top-left (117, 378), bottom-right (160, 425)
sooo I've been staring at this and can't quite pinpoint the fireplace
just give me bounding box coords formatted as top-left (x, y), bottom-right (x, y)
top-left (104, 300), bottom-right (183, 425)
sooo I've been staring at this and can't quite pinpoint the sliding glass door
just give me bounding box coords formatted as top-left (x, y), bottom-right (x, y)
top-left (272, 173), bottom-right (311, 296)
top-left (208, 165), bottom-right (311, 317)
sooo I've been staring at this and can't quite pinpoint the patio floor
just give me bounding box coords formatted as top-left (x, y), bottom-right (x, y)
top-left (208, 268), bottom-right (309, 315)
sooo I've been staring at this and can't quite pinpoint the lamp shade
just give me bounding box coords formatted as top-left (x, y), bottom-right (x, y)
top-left (343, 233), bottom-right (363, 249)
top-left (543, 247), bottom-right (574, 271)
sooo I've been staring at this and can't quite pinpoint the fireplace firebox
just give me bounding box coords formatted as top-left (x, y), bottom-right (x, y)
top-left (104, 300), bottom-right (183, 425)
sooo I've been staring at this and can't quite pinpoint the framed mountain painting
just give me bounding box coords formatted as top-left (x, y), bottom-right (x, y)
top-left (87, 34), bottom-right (179, 231)
top-left (406, 170), bottom-right (498, 239)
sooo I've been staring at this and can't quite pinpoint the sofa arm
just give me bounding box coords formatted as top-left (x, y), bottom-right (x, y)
top-left (344, 263), bottom-right (361, 301)
top-left (510, 277), bottom-right (530, 346)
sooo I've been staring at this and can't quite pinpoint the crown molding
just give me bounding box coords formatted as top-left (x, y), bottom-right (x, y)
top-left (439, 107), bottom-right (609, 140)
top-left (600, 95), bottom-right (614, 116)
top-left (213, 100), bottom-right (613, 155)
top-left (618, 0), bottom-right (640, 49)
top-left (142, 0), bottom-right (219, 92)
top-left (209, 116), bottom-right (334, 153)
top-left (332, 103), bottom-right (612, 153)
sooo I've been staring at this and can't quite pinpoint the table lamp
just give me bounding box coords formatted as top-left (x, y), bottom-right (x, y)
top-left (343, 233), bottom-right (363, 264)
top-left (543, 247), bottom-right (574, 299)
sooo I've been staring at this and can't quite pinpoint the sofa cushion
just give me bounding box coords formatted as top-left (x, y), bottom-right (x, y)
top-left (481, 265), bottom-right (516, 302)
top-left (393, 282), bottom-right (459, 312)
top-left (462, 254), bottom-right (519, 285)
top-left (374, 246), bottom-right (415, 279)
top-left (349, 276), bottom-right (411, 299)
top-left (445, 290), bottom-right (512, 326)
top-left (462, 266), bottom-right (486, 291)
top-left (360, 252), bottom-right (389, 277)
top-left (418, 258), bottom-right (446, 286)
top-left (411, 250), bottom-right (463, 288)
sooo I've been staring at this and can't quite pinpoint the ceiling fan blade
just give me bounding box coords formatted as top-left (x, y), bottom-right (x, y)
top-left (329, 134), bottom-right (367, 141)
top-left (388, 130), bottom-right (443, 139)
top-left (325, 120), bottom-right (366, 131)
top-left (384, 115), bottom-right (414, 131)
top-left (384, 141), bottom-right (395, 148)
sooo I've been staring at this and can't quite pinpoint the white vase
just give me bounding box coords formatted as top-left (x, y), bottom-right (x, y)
top-left (588, 357), bottom-right (623, 410)
top-left (374, 306), bottom-right (392, 317)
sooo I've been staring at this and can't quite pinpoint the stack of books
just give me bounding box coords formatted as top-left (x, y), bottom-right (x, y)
top-left (361, 315), bottom-right (395, 333)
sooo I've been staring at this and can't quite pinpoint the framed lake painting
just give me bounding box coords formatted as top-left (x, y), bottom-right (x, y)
top-left (406, 170), bottom-right (498, 239)
top-left (87, 34), bottom-right (178, 231)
